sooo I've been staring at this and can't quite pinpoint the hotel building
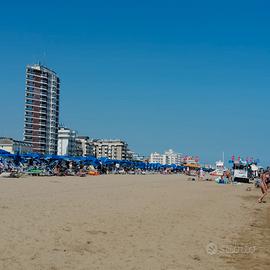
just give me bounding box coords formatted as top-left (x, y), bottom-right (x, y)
top-left (24, 64), bottom-right (60, 154)
top-left (57, 127), bottom-right (77, 156)
top-left (91, 139), bottom-right (129, 160)
top-left (149, 149), bottom-right (182, 166)
top-left (75, 136), bottom-right (95, 157)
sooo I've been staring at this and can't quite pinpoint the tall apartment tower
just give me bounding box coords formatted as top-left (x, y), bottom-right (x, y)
top-left (24, 64), bottom-right (60, 154)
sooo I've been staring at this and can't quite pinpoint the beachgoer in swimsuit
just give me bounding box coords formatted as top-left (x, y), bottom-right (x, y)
top-left (199, 168), bottom-right (204, 180)
top-left (258, 172), bottom-right (269, 203)
top-left (225, 170), bottom-right (232, 182)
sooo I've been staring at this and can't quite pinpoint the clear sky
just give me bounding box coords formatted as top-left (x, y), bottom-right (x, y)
top-left (0, 0), bottom-right (269, 165)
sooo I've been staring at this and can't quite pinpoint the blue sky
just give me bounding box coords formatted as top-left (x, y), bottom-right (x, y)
top-left (0, 0), bottom-right (269, 165)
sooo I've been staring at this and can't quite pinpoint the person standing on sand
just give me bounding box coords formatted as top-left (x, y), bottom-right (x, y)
top-left (258, 172), bottom-right (269, 203)
top-left (199, 168), bottom-right (204, 180)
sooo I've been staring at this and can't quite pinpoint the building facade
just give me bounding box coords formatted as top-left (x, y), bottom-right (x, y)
top-left (149, 152), bottom-right (166, 164)
top-left (57, 127), bottom-right (77, 156)
top-left (0, 137), bottom-right (32, 154)
top-left (131, 152), bottom-right (146, 162)
top-left (164, 149), bottom-right (182, 166)
top-left (91, 139), bottom-right (129, 160)
top-left (24, 64), bottom-right (60, 154)
top-left (149, 149), bottom-right (181, 166)
top-left (76, 136), bottom-right (95, 157)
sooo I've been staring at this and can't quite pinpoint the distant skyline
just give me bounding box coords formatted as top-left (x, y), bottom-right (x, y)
top-left (0, 0), bottom-right (269, 166)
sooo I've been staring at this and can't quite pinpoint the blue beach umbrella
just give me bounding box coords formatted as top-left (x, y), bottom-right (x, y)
top-left (0, 149), bottom-right (11, 155)
top-left (21, 153), bottom-right (42, 159)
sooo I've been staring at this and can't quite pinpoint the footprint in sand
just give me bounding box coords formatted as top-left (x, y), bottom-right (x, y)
top-left (62, 226), bottom-right (72, 232)
top-left (86, 230), bottom-right (107, 235)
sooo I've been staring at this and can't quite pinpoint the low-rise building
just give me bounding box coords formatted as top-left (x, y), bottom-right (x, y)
top-left (149, 152), bottom-right (166, 164)
top-left (0, 137), bottom-right (32, 154)
top-left (182, 156), bottom-right (200, 166)
top-left (75, 136), bottom-right (95, 156)
top-left (128, 151), bottom-right (146, 162)
top-left (91, 139), bottom-right (129, 160)
top-left (164, 149), bottom-right (182, 166)
top-left (133, 154), bottom-right (146, 162)
top-left (57, 127), bottom-right (77, 156)
top-left (149, 149), bottom-right (182, 166)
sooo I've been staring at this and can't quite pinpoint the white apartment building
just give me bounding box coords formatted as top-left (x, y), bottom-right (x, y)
top-left (130, 152), bottom-right (146, 161)
top-left (164, 149), bottom-right (182, 166)
top-left (149, 149), bottom-right (181, 166)
top-left (149, 152), bottom-right (166, 164)
top-left (57, 127), bottom-right (77, 156)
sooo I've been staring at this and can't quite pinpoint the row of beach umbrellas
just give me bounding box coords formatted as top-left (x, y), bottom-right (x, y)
top-left (0, 150), bottom-right (187, 171)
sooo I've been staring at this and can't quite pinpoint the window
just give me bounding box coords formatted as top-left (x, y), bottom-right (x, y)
top-left (27, 81), bottom-right (34, 86)
top-left (26, 93), bottom-right (34, 98)
top-left (27, 87), bottom-right (34, 92)
top-left (26, 100), bottom-right (33, 104)
top-left (25, 118), bottom-right (33, 123)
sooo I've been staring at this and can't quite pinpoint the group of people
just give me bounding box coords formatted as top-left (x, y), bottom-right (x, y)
top-left (195, 168), bottom-right (232, 182)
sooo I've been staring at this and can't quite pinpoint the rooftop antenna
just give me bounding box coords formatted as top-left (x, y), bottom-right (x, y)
top-left (40, 51), bottom-right (47, 67)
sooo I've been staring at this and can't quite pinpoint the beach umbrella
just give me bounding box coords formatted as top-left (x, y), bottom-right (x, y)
top-left (176, 166), bottom-right (184, 171)
top-left (0, 149), bottom-right (11, 155)
top-left (21, 153), bottom-right (42, 159)
top-left (0, 153), bottom-right (16, 158)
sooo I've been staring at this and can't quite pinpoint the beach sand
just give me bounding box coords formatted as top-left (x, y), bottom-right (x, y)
top-left (0, 174), bottom-right (269, 270)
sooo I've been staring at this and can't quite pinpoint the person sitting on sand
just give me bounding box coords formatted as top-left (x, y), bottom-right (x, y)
top-left (225, 170), bottom-right (232, 182)
top-left (54, 164), bottom-right (60, 176)
top-left (258, 172), bottom-right (270, 203)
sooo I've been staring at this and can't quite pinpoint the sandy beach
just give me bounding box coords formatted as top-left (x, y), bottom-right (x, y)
top-left (0, 174), bottom-right (269, 270)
